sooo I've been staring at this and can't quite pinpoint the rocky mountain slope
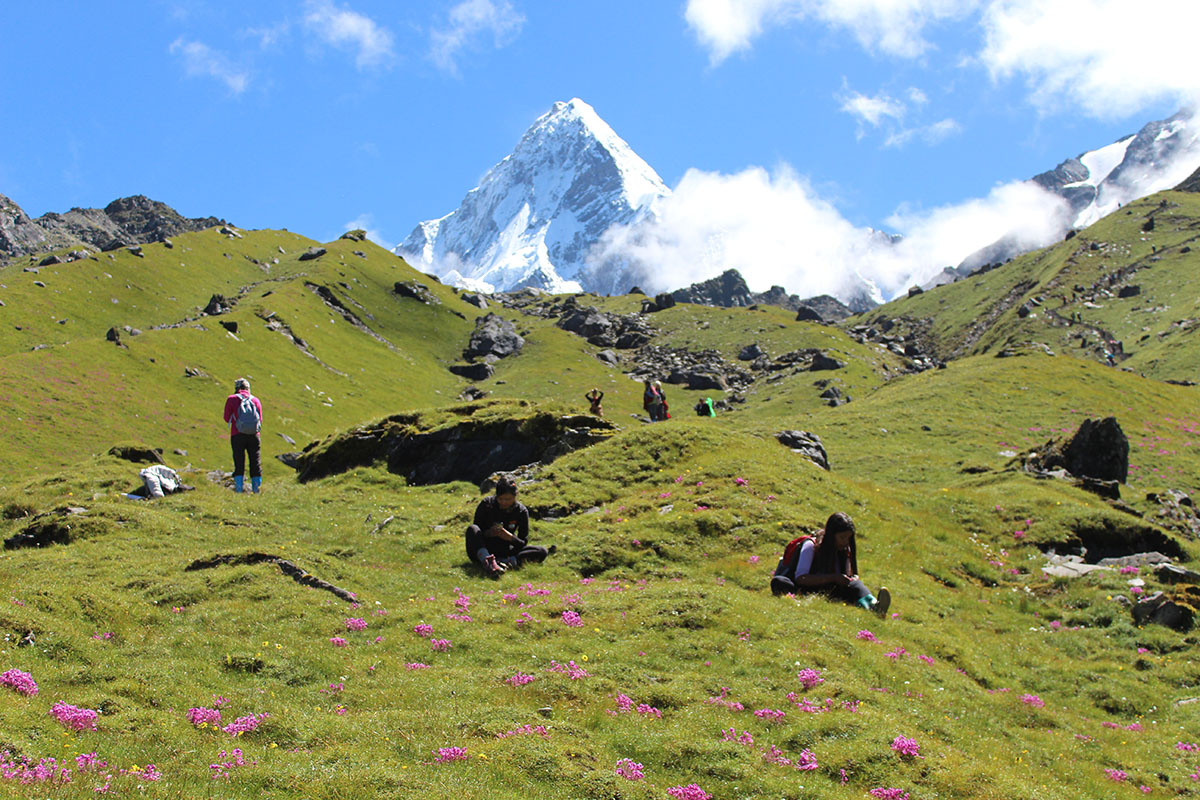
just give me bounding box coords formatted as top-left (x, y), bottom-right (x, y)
top-left (0, 193), bottom-right (223, 262)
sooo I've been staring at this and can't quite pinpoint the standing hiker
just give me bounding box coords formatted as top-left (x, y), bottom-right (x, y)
top-left (465, 477), bottom-right (553, 579)
top-left (770, 512), bottom-right (890, 616)
top-left (643, 379), bottom-right (664, 422)
top-left (222, 378), bottom-right (263, 493)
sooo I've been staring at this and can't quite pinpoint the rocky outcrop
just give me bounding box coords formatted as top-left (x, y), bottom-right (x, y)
top-left (393, 281), bottom-right (439, 304)
top-left (1, 193), bottom-right (222, 261)
top-left (629, 345), bottom-right (753, 393)
top-left (1132, 591), bottom-right (1195, 631)
top-left (466, 313), bottom-right (524, 359)
top-left (846, 316), bottom-right (942, 373)
top-left (556, 302), bottom-right (654, 349)
top-left (291, 402), bottom-right (617, 485)
top-left (776, 430), bottom-right (830, 470)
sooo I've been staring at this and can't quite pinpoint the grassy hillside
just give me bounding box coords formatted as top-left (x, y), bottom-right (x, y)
top-left (0, 206), bottom-right (1198, 798)
top-left (861, 190), bottom-right (1200, 382)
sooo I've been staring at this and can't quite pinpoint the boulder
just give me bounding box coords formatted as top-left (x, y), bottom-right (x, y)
top-left (393, 281), bottom-right (438, 304)
top-left (461, 292), bottom-right (488, 309)
top-left (652, 293), bottom-right (675, 311)
top-left (340, 229), bottom-right (367, 242)
top-left (809, 353), bottom-right (845, 371)
top-left (595, 349), bottom-right (619, 366)
top-left (1118, 285), bottom-right (1141, 298)
top-left (684, 371), bottom-right (727, 391)
top-left (775, 430), bottom-right (830, 470)
top-left (1063, 417), bottom-right (1129, 482)
top-left (219, 320), bottom-right (238, 334)
top-left (298, 247), bottom-right (326, 261)
top-left (126, 245), bottom-right (144, 257)
top-left (1154, 564), bottom-right (1200, 584)
top-left (795, 306), bottom-right (823, 322)
top-left (449, 363), bottom-right (494, 381)
top-left (38, 254), bottom-right (62, 266)
top-left (105, 327), bottom-right (121, 344)
top-left (820, 385), bottom-right (850, 407)
top-left (466, 313), bottom-right (524, 359)
top-left (738, 343), bottom-right (765, 361)
top-left (204, 294), bottom-right (232, 315)
top-left (1131, 591), bottom-right (1194, 631)
top-left (907, 285), bottom-right (924, 297)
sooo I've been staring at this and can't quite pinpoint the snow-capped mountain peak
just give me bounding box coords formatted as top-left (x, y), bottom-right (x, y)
top-left (395, 98), bottom-right (671, 294)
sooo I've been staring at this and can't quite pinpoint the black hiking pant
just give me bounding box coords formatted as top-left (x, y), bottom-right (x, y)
top-left (464, 524), bottom-right (548, 568)
top-left (771, 550), bottom-right (871, 604)
top-left (231, 433), bottom-right (262, 478)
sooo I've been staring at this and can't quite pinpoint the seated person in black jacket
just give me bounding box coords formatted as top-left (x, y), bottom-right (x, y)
top-left (465, 477), bottom-right (553, 578)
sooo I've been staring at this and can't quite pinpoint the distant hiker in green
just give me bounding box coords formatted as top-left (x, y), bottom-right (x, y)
top-left (586, 388), bottom-right (604, 416)
top-left (465, 477), bottom-right (553, 579)
top-left (770, 512), bottom-right (890, 616)
top-left (222, 378), bottom-right (263, 493)
top-left (694, 397), bottom-right (716, 417)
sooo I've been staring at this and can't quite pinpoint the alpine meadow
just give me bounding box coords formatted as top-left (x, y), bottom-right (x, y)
top-left (1, 169), bottom-right (1199, 799)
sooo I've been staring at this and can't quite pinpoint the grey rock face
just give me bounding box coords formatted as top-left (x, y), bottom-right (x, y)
top-left (299, 247), bottom-right (327, 261)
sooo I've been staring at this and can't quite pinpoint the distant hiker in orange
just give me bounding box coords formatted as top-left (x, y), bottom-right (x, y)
top-left (223, 378), bottom-right (263, 493)
top-left (770, 512), bottom-right (890, 616)
top-left (586, 388), bottom-right (604, 416)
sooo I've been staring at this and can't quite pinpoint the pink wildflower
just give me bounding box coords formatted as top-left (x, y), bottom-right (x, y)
top-left (329, 637), bottom-right (348, 647)
top-left (891, 736), bottom-right (922, 759)
top-left (753, 708), bottom-right (786, 722)
top-left (430, 639), bottom-right (452, 652)
top-left (50, 701), bottom-right (97, 731)
top-left (1020, 694), bottom-right (1045, 708)
top-left (1105, 768), bottom-right (1128, 782)
top-left (222, 713), bottom-right (267, 737)
top-left (615, 758), bottom-right (644, 780)
top-left (561, 610), bottom-right (583, 627)
top-left (885, 647), bottom-right (907, 659)
top-left (434, 747), bottom-right (468, 763)
top-left (406, 663), bottom-right (431, 670)
top-left (796, 668), bottom-right (824, 689)
top-left (667, 784), bottom-right (712, 800)
top-left (546, 660), bottom-right (590, 679)
top-left (413, 624), bottom-right (434, 637)
top-left (0, 669), bottom-right (38, 696)
top-left (918, 655), bottom-right (935, 665)
top-left (75, 753), bottom-right (106, 771)
top-left (506, 672), bottom-right (536, 687)
top-left (795, 748), bottom-right (818, 770)
top-left (497, 724), bottom-right (548, 739)
top-left (856, 630), bottom-right (877, 642)
top-left (1176, 742), bottom-right (1199, 751)
top-left (721, 727), bottom-right (754, 747)
top-left (1119, 565), bottom-right (1139, 575)
top-left (345, 618), bottom-right (367, 631)
top-left (748, 555), bottom-right (760, 564)
top-left (187, 707), bottom-right (223, 727)
top-left (735, 477), bottom-right (748, 486)
top-left (870, 789), bottom-right (910, 800)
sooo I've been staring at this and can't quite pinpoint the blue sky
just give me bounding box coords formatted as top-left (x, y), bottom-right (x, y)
top-left (2, 0), bottom-right (1197, 293)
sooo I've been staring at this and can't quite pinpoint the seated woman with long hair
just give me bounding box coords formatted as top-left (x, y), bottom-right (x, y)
top-left (770, 512), bottom-right (890, 616)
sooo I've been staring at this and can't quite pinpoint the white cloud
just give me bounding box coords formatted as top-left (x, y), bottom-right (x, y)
top-left (981, 0), bottom-right (1200, 118)
top-left (884, 117), bottom-right (962, 147)
top-left (590, 164), bottom-right (1071, 303)
top-left (169, 38), bottom-right (250, 94)
top-left (685, 0), bottom-right (977, 63)
top-left (344, 214), bottom-right (393, 250)
top-left (430, 0), bottom-right (525, 75)
top-left (303, 0), bottom-right (395, 70)
top-left (840, 90), bottom-right (906, 128)
top-left (244, 22), bottom-right (291, 50)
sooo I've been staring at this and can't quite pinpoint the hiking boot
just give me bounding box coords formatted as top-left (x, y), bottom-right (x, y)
top-left (547, 544), bottom-right (557, 556)
top-left (502, 556), bottom-right (519, 570)
top-left (873, 587), bottom-right (891, 617)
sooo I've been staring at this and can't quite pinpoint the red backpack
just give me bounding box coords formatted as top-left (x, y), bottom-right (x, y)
top-left (778, 535), bottom-right (816, 575)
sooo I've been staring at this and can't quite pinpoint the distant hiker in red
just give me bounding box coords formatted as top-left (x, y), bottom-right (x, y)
top-left (770, 512), bottom-right (890, 616)
top-left (643, 379), bottom-right (664, 421)
top-left (586, 388), bottom-right (604, 416)
top-left (223, 378), bottom-right (263, 493)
